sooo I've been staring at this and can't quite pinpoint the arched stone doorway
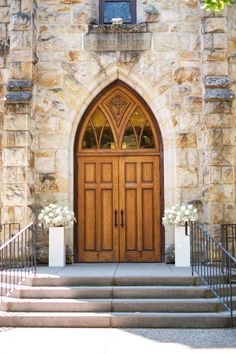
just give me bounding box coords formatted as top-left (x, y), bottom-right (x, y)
top-left (74, 80), bottom-right (164, 262)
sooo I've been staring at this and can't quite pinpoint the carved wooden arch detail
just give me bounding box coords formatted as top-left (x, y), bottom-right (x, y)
top-left (77, 81), bottom-right (160, 152)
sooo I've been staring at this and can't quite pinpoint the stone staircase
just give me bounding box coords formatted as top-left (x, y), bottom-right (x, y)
top-left (0, 273), bottom-right (235, 327)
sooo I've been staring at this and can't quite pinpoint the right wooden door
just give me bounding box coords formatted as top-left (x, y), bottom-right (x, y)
top-left (119, 155), bottom-right (161, 262)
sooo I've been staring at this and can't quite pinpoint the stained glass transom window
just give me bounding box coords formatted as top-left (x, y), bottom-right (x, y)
top-left (82, 108), bottom-right (115, 149)
top-left (122, 106), bottom-right (155, 149)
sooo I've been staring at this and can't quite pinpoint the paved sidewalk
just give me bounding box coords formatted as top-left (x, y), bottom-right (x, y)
top-left (0, 328), bottom-right (235, 354)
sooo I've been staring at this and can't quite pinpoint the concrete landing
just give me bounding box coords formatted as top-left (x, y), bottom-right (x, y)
top-left (35, 263), bottom-right (192, 279)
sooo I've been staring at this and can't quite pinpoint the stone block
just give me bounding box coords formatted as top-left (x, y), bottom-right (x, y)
top-left (185, 96), bottom-right (202, 113)
top-left (2, 166), bottom-right (26, 183)
top-left (207, 128), bottom-right (223, 146)
top-left (152, 33), bottom-right (192, 51)
top-left (9, 62), bottom-right (32, 80)
top-left (212, 33), bottom-right (227, 50)
top-left (203, 50), bottom-right (227, 62)
top-left (174, 67), bottom-right (200, 84)
top-left (37, 71), bottom-right (62, 88)
top-left (205, 147), bottom-right (234, 166)
top-left (176, 133), bottom-right (197, 148)
top-left (203, 185), bottom-right (234, 202)
top-left (8, 50), bottom-right (34, 63)
top-left (209, 166), bottom-right (221, 184)
top-left (205, 76), bottom-right (231, 88)
top-left (84, 32), bottom-right (151, 52)
top-left (0, 7), bottom-right (9, 22)
top-left (203, 101), bottom-right (232, 114)
top-left (7, 79), bottom-right (33, 91)
top-left (3, 147), bottom-right (30, 167)
top-left (176, 167), bottom-right (198, 187)
top-left (5, 91), bottom-right (32, 102)
top-left (203, 62), bottom-right (228, 76)
top-left (4, 103), bottom-right (30, 115)
top-left (2, 184), bottom-right (26, 206)
top-left (2, 131), bottom-right (32, 148)
top-left (10, 30), bottom-right (33, 51)
top-left (38, 35), bottom-right (68, 52)
top-left (0, 24), bottom-right (6, 38)
top-left (204, 17), bottom-right (226, 33)
top-left (222, 128), bottom-right (233, 145)
top-left (21, 0), bottom-right (34, 13)
top-left (228, 37), bottom-right (236, 51)
top-left (222, 166), bottom-right (234, 184)
top-left (222, 203), bottom-right (236, 223)
top-left (205, 88), bottom-right (234, 101)
top-left (10, 14), bottom-right (32, 31)
top-left (35, 155), bottom-right (54, 174)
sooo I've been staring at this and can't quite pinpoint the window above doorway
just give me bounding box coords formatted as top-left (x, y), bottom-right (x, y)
top-left (100, 0), bottom-right (136, 24)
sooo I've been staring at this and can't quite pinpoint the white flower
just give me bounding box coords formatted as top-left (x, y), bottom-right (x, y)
top-left (162, 203), bottom-right (199, 226)
top-left (38, 204), bottom-right (77, 228)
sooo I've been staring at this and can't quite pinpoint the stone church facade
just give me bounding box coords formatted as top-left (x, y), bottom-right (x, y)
top-left (0, 0), bottom-right (235, 262)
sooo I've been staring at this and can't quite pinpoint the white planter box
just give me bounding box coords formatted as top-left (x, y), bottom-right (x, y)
top-left (175, 226), bottom-right (190, 267)
top-left (49, 227), bottom-right (65, 267)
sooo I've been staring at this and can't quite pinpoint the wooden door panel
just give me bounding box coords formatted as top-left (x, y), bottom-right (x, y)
top-left (78, 156), bottom-right (119, 262)
top-left (84, 189), bottom-right (96, 251)
top-left (119, 156), bottom-right (161, 262)
top-left (101, 189), bottom-right (113, 251)
top-left (125, 189), bottom-right (138, 251)
top-left (142, 188), bottom-right (154, 250)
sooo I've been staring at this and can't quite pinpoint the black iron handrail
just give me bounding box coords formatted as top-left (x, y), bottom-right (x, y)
top-left (0, 223), bottom-right (37, 300)
top-left (0, 223), bottom-right (20, 246)
top-left (221, 224), bottom-right (236, 258)
top-left (190, 222), bottom-right (236, 327)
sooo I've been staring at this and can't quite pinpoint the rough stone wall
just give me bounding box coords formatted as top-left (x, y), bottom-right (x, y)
top-left (0, 0), bottom-right (10, 222)
top-left (227, 2), bottom-right (236, 230)
top-left (2, 0), bottom-right (37, 226)
top-left (0, 0), bottom-right (235, 256)
top-left (199, 5), bottom-right (235, 237)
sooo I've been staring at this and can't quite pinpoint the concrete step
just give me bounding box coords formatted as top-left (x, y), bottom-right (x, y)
top-left (24, 275), bottom-right (200, 287)
top-left (0, 297), bottom-right (223, 313)
top-left (0, 311), bottom-right (233, 328)
top-left (11, 285), bottom-right (213, 299)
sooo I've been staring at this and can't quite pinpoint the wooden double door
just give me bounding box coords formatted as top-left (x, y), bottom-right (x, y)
top-left (78, 154), bottom-right (161, 262)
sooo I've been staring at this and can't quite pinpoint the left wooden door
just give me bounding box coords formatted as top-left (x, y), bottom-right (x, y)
top-left (78, 156), bottom-right (119, 262)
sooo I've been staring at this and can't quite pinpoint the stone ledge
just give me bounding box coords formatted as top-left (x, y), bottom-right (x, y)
top-left (7, 80), bottom-right (33, 91)
top-left (5, 91), bottom-right (32, 103)
top-left (88, 23), bottom-right (147, 33)
top-left (205, 76), bottom-right (231, 88)
top-left (205, 88), bottom-right (234, 102)
top-left (84, 32), bottom-right (151, 52)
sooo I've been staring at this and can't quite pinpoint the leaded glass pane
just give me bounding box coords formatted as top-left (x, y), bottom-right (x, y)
top-left (82, 121), bottom-right (97, 149)
top-left (122, 121), bottom-right (138, 149)
top-left (140, 121), bottom-right (155, 148)
top-left (104, 2), bottom-right (132, 23)
top-left (91, 108), bottom-right (106, 141)
top-left (100, 121), bottom-right (115, 149)
top-left (130, 106), bottom-right (146, 141)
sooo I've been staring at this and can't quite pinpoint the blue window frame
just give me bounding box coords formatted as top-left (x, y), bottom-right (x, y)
top-left (100, 0), bottom-right (136, 24)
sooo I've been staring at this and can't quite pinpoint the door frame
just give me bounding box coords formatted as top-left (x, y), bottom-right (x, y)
top-left (74, 79), bottom-right (165, 262)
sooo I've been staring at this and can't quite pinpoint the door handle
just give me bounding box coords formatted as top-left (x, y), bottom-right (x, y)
top-left (120, 210), bottom-right (124, 228)
top-left (114, 210), bottom-right (118, 228)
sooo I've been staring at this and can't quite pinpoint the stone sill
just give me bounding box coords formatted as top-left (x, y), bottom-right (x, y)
top-left (88, 23), bottom-right (147, 33)
top-left (85, 23), bottom-right (151, 52)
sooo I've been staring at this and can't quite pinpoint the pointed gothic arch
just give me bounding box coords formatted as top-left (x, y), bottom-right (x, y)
top-left (74, 80), bottom-right (164, 262)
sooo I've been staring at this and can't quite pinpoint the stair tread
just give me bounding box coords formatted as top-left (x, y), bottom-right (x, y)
top-left (16, 285), bottom-right (209, 290)
top-left (3, 297), bottom-right (221, 303)
top-left (0, 311), bottom-right (231, 317)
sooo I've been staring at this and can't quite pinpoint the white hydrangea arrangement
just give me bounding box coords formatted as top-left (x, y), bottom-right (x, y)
top-left (162, 204), bottom-right (198, 226)
top-left (38, 204), bottom-right (76, 228)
